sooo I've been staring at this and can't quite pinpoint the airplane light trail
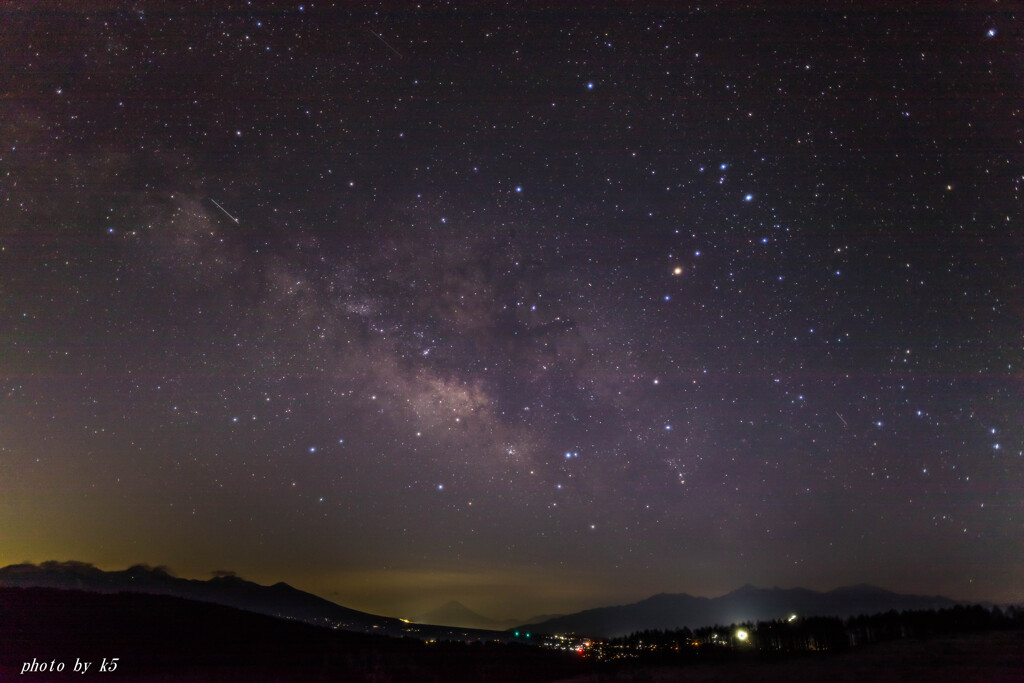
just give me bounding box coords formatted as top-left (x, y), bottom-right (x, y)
top-left (210, 199), bottom-right (240, 224)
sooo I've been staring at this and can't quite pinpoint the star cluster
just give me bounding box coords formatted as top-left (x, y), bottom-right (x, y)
top-left (1, 4), bottom-right (1021, 619)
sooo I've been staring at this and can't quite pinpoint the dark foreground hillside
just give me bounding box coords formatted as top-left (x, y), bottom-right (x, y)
top-left (5, 587), bottom-right (1021, 682)
top-left (0, 588), bottom-right (586, 682)
top-left (560, 630), bottom-right (1024, 683)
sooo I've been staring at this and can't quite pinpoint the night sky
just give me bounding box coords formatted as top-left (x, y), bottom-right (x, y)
top-left (2, 3), bottom-right (1021, 622)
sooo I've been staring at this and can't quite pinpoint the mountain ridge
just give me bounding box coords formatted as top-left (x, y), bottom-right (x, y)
top-left (0, 561), bottom-right (509, 642)
top-left (415, 600), bottom-right (515, 630)
top-left (514, 584), bottom-right (968, 638)
top-left (1, 562), bottom-right (974, 641)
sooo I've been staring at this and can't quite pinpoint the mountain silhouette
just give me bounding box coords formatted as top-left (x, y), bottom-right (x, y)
top-left (415, 600), bottom-right (513, 630)
top-left (515, 584), bottom-right (962, 638)
top-left (0, 561), bottom-right (508, 642)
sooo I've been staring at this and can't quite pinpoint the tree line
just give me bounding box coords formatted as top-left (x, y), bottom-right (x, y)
top-left (596, 604), bottom-right (1024, 662)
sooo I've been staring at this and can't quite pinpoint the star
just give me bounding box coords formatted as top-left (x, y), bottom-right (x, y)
top-left (0, 2), bottom-right (1015, 626)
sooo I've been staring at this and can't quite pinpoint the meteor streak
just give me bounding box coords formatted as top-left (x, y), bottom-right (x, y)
top-left (210, 199), bottom-right (240, 224)
top-left (367, 28), bottom-right (403, 58)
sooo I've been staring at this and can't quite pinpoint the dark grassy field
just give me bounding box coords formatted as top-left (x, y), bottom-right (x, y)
top-left (4, 587), bottom-right (1021, 682)
top-left (0, 587), bottom-right (587, 682)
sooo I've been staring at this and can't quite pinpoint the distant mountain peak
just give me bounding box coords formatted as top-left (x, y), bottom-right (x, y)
top-left (417, 600), bottom-right (490, 625)
top-left (0, 561), bottom-right (525, 644)
top-left (644, 590), bottom-right (697, 601)
top-left (415, 600), bottom-right (517, 630)
top-left (38, 560), bottom-right (102, 576)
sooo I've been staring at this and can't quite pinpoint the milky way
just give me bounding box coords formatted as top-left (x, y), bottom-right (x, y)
top-left (1, 4), bottom-right (1021, 619)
